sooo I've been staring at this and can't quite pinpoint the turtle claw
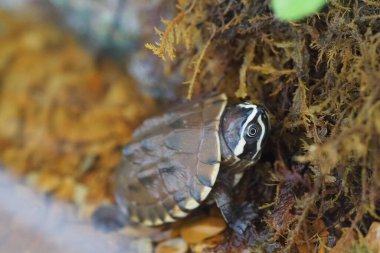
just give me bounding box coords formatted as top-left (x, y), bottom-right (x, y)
top-left (214, 178), bottom-right (259, 235)
top-left (231, 220), bottom-right (248, 235)
top-left (92, 205), bottom-right (128, 233)
top-left (229, 202), bottom-right (258, 235)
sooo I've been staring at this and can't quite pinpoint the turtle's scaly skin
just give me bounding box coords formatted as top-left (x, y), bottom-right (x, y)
top-left (115, 94), bottom-right (227, 226)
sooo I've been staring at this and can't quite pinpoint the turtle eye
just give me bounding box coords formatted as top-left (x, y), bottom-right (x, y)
top-left (245, 124), bottom-right (259, 139)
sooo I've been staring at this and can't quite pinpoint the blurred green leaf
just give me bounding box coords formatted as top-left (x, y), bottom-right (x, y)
top-left (271, 0), bottom-right (328, 21)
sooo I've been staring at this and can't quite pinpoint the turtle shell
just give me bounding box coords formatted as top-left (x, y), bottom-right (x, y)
top-left (115, 94), bottom-right (227, 226)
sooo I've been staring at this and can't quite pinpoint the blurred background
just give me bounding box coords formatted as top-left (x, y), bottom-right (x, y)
top-left (0, 1), bottom-right (186, 252)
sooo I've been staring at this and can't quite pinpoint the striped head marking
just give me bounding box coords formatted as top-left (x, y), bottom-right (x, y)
top-left (221, 102), bottom-right (270, 162)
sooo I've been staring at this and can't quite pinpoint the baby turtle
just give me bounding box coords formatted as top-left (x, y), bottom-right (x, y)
top-left (93, 93), bottom-right (270, 234)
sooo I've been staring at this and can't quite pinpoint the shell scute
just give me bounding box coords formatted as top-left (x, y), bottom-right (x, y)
top-left (161, 197), bottom-right (188, 218)
top-left (164, 129), bottom-right (202, 153)
top-left (190, 180), bottom-right (212, 202)
top-left (202, 99), bottom-right (227, 123)
top-left (198, 129), bottom-right (220, 165)
top-left (159, 164), bottom-right (189, 193)
top-left (115, 94), bottom-right (228, 225)
top-left (196, 161), bottom-right (220, 187)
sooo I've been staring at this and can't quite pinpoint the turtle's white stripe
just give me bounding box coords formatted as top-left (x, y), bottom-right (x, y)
top-left (252, 115), bottom-right (265, 160)
top-left (234, 104), bottom-right (258, 156)
top-left (238, 103), bottom-right (256, 110)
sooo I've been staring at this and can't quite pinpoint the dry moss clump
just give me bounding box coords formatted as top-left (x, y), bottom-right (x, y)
top-left (146, 0), bottom-right (380, 251)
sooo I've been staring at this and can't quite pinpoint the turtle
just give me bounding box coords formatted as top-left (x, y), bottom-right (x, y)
top-left (92, 93), bottom-right (270, 234)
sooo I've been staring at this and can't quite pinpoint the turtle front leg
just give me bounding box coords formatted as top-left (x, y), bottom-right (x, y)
top-left (92, 204), bottom-right (129, 232)
top-left (213, 176), bottom-right (258, 234)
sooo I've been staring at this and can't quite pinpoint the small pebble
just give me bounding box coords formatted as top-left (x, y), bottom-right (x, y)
top-left (191, 234), bottom-right (224, 253)
top-left (123, 225), bottom-right (162, 239)
top-left (37, 173), bottom-right (61, 192)
top-left (73, 183), bottom-right (88, 205)
top-left (54, 177), bottom-right (75, 201)
top-left (25, 172), bottom-right (39, 186)
top-left (156, 237), bottom-right (188, 253)
top-left (131, 238), bottom-right (153, 253)
top-left (180, 217), bottom-right (227, 244)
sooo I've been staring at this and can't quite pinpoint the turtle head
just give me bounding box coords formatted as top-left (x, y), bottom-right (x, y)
top-left (221, 102), bottom-right (270, 162)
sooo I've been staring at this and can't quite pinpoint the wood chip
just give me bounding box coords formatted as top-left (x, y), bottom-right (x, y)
top-left (180, 217), bottom-right (226, 244)
top-left (364, 222), bottom-right (380, 252)
top-left (156, 238), bottom-right (188, 253)
top-left (330, 228), bottom-right (357, 253)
